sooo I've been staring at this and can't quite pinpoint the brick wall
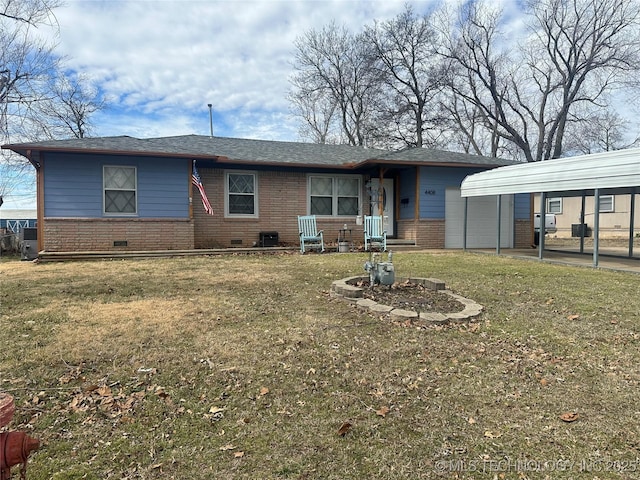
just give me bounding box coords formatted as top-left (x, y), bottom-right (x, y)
top-left (515, 219), bottom-right (533, 248)
top-left (43, 218), bottom-right (194, 252)
top-left (396, 219), bottom-right (445, 248)
top-left (194, 169), bottom-right (370, 249)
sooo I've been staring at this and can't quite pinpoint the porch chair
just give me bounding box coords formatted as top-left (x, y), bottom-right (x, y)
top-left (364, 215), bottom-right (387, 251)
top-left (298, 215), bottom-right (325, 253)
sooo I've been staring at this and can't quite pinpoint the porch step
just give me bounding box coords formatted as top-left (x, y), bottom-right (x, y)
top-left (386, 239), bottom-right (419, 251)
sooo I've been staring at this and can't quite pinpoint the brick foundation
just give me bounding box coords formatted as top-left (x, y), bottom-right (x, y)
top-left (396, 219), bottom-right (446, 248)
top-left (43, 218), bottom-right (194, 252)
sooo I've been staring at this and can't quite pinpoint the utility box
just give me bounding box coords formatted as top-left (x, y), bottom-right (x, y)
top-left (259, 232), bottom-right (278, 247)
top-left (571, 223), bottom-right (591, 237)
top-left (19, 227), bottom-right (38, 260)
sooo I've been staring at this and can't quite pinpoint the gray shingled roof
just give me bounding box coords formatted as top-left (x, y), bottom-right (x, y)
top-left (2, 134), bottom-right (517, 168)
top-left (375, 147), bottom-right (520, 166)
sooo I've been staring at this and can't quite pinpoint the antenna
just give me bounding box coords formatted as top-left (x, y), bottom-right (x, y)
top-left (207, 104), bottom-right (213, 137)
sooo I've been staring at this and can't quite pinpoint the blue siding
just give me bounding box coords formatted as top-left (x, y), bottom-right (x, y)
top-left (398, 168), bottom-right (416, 220)
top-left (514, 193), bottom-right (531, 219)
top-left (419, 167), bottom-right (486, 219)
top-left (43, 153), bottom-right (189, 218)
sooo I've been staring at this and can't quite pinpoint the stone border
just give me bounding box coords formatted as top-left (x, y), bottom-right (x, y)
top-left (330, 276), bottom-right (483, 325)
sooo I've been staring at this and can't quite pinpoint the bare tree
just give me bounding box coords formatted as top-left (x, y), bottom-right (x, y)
top-left (443, 0), bottom-right (640, 161)
top-left (564, 108), bottom-right (640, 154)
top-left (37, 73), bottom-right (105, 139)
top-left (290, 22), bottom-right (382, 146)
top-left (364, 5), bottom-right (449, 148)
top-left (0, 0), bottom-right (106, 208)
top-left (288, 75), bottom-right (339, 144)
top-left (0, 0), bottom-right (61, 26)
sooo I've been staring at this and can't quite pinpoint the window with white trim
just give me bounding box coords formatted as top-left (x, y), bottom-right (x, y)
top-left (104, 165), bottom-right (137, 215)
top-left (225, 171), bottom-right (257, 217)
top-left (309, 175), bottom-right (360, 216)
top-left (547, 197), bottom-right (562, 214)
top-left (599, 195), bottom-right (614, 213)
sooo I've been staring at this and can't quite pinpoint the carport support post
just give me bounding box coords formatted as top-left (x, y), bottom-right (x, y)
top-left (538, 192), bottom-right (546, 260)
top-left (629, 190), bottom-right (635, 257)
top-left (593, 188), bottom-right (600, 267)
top-left (580, 194), bottom-right (586, 254)
top-left (496, 195), bottom-right (502, 254)
top-left (463, 197), bottom-right (468, 251)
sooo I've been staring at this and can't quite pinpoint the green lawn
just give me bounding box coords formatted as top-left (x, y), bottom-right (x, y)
top-left (1, 251), bottom-right (639, 479)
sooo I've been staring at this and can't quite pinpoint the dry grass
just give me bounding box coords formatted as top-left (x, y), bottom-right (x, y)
top-left (1, 251), bottom-right (640, 479)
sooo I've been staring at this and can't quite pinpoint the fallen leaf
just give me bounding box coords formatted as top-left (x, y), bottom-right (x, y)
top-left (540, 378), bottom-right (549, 386)
top-left (209, 406), bottom-right (225, 414)
top-left (234, 451), bottom-right (245, 458)
top-left (97, 385), bottom-right (112, 397)
top-left (259, 387), bottom-right (269, 396)
top-left (560, 412), bottom-right (579, 422)
top-left (484, 430), bottom-right (502, 438)
top-left (375, 406), bottom-right (390, 417)
top-left (567, 314), bottom-right (580, 321)
top-left (376, 406), bottom-right (390, 418)
top-left (337, 421), bottom-right (352, 436)
top-left (468, 417), bottom-right (476, 425)
top-left (154, 386), bottom-right (169, 399)
top-left (219, 444), bottom-right (236, 451)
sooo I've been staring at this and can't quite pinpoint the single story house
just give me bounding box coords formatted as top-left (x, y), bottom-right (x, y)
top-left (535, 193), bottom-right (640, 238)
top-left (2, 135), bottom-right (533, 254)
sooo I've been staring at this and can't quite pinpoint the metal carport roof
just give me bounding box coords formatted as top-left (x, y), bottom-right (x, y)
top-left (459, 148), bottom-right (640, 267)
top-left (460, 147), bottom-right (640, 198)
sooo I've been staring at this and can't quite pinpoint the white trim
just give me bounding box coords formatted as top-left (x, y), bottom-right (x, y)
top-left (547, 197), bottom-right (563, 214)
top-left (224, 170), bottom-right (258, 218)
top-left (307, 174), bottom-right (362, 217)
top-left (599, 194), bottom-right (615, 213)
top-left (103, 165), bottom-right (137, 216)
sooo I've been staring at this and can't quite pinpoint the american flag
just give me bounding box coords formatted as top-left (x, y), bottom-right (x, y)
top-left (192, 161), bottom-right (214, 215)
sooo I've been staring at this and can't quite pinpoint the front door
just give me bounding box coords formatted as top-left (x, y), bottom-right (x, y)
top-left (369, 178), bottom-right (395, 236)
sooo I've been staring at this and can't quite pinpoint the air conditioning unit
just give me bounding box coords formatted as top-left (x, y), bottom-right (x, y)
top-left (19, 227), bottom-right (38, 261)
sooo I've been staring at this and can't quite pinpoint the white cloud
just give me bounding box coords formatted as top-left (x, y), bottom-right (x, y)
top-left (54, 0), bottom-right (430, 140)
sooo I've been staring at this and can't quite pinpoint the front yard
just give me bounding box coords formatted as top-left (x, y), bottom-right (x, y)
top-left (1, 251), bottom-right (639, 479)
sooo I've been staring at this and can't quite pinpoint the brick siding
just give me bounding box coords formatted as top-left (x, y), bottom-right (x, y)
top-left (194, 169), bottom-right (371, 249)
top-left (43, 218), bottom-right (194, 252)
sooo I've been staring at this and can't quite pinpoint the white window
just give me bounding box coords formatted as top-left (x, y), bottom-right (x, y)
top-left (309, 175), bottom-right (360, 216)
top-left (547, 197), bottom-right (562, 214)
top-left (225, 171), bottom-right (257, 217)
top-left (599, 195), bottom-right (614, 213)
top-left (104, 166), bottom-right (137, 215)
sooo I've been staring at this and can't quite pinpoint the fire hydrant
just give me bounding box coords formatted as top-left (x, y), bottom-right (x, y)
top-left (0, 393), bottom-right (39, 480)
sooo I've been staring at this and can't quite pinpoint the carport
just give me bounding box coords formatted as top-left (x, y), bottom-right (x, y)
top-left (460, 148), bottom-right (640, 267)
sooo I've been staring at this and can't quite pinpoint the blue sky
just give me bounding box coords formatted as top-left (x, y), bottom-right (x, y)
top-left (0, 0), bottom-right (527, 210)
top-left (57, 0), bottom-right (440, 140)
